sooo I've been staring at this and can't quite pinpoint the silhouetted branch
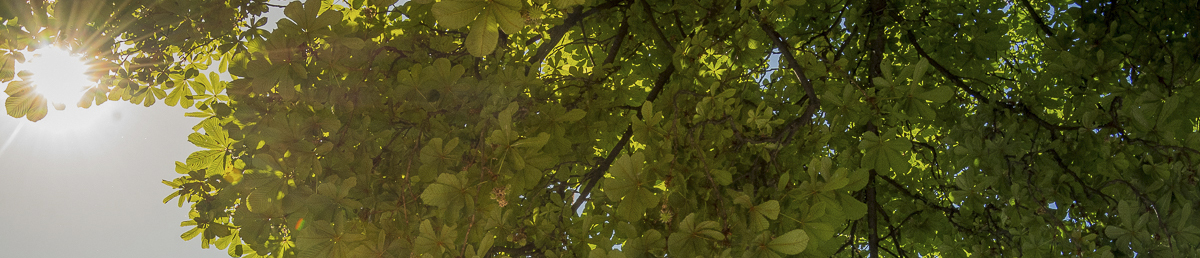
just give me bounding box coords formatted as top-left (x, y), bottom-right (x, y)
top-left (1018, 0), bottom-right (1055, 37)
top-left (526, 0), bottom-right (629, 75)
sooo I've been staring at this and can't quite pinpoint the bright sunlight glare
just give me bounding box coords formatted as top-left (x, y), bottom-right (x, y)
top-left (15, 47), bottom-right (96, 105)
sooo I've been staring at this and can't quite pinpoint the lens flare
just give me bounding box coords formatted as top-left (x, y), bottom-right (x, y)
top-left (16, 47), bottom-right (96, 105)
top-left (294, 218), bottom-right (307, 230)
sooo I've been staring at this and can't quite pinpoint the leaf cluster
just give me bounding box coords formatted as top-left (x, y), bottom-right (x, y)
top-left (7, 0), bottom-right (1200, 257)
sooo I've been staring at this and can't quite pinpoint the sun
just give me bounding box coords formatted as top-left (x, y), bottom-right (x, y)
top-left (15, 46), bottom-right (97, 106)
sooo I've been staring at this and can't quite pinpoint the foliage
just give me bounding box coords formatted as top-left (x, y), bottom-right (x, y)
top-left (3, 0), bottom-right (1200, 257)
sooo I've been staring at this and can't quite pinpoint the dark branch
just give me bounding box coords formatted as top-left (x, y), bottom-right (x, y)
top-left (878, 175), bottom-right (957, 214)
top-left (639, 0), bottom-right (677, 53)
top-left (1046, 149), bottom-right (1117, 204)
top-left (525, 0), bottom-right (629, 76)
top-left (865, 0), bottom-right (889, 80)
top-left (572, 63), bottom-right (676, 213)
top-left (908, 30), bottom-right (1081, 133)
top-left (486, 243), bottom-right (540, 258)
top-left (601, 18), bottom-right (629, 67)
top-left (757, 10), bottom-right (821, 131)
top-left (1018, 0), bottom-right (1055, 37)
top-left (905, 30), bottom-right (987, 102)
top-left (866, 170), bottom-right (880, 258)
top-left (572, 126), bottom-right (634, 212)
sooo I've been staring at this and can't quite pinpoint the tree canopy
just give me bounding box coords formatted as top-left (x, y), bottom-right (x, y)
top-left (2, 0), bottom-right (1200, 257)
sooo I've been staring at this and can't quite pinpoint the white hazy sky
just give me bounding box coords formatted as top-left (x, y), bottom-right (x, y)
top-left (0, 1), bottom-right (417, 256)
top-left (0, 103), bottom-right (229, 258)
top-left (0, 1), bottom-right (292, 257)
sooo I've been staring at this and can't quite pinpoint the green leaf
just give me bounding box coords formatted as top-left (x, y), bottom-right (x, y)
top-left (839, 193), bottom-right (867, 220)
top-left (313, 8), bottom-right (343, 28)
top-left (465, 14), bottom-right (499, 57)
top-left (0, 54), bottom-right (14, 81)
top-left (165, 81), bottom-right (192, 107)
top-left (477, 231), bottom-right (495, 257)
top-left (283, 1), bottom-right (308, 27)
top-left (4, 80), bottom-right (33, 98)
top-left (871, 77), bottom-right (891, 88)
top-left (432, 0), bottom-right (486, 29)
top-left (414, 220), bottom-right (439, 254)
top-left (711, 169), bottom-right (732, 186)
top-left (491, 2), bottom-right (523, 34)
top-left (513, 133), bottom-right (549, 149)
top-left (1105, 226), bottom-right (1129, 238)
top-left (804, 222), bottom-right (834, 241)
top-left (604, 153), bottom-right (658, 221)
top-left (911, 58), bottom-right (930, 84)
top-left (755, 200), bottom-right (780, 220)
top-left (749, 200), bottom-right (780, 232)
top-left (188, 133), bottom-right (223, 150)
top-left (768, 229), bottom-right (809, 255)
top-left (917, 86), bottom-right (954, 104)
top-left (558, 109), bottom-right (587, 122)
top-left (369, 0), bottom-right (399, 7)
top-left (181, 226), bottom-right (203, 241)
top-left (859, 131), bottom-right (911, 172)
top-left (553, 0), bottom-right (585, 9)
top-left (420, 173), bottom-right (465, 208)
top-left (5, 94), bottom-right (47, 121)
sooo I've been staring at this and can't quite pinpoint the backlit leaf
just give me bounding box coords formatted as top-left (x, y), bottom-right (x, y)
top-left (768, 229), bottom-right (809, 255)
top-left (432, 0), bottom-right (485, 29)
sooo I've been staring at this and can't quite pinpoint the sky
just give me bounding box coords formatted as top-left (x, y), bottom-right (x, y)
top-left (0, 1), bottom-right (292, 257)
top-left (0, 103), bottom-right (228, 258)
top-left (0, 1), bottom-right (426, 256)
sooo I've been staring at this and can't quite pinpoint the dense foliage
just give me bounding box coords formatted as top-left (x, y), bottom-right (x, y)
top-left (3, 0), bottom-right (1200, 257)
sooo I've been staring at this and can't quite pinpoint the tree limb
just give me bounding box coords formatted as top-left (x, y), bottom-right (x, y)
top-left (866, 170), bottom-right (880, 258)
top-left (486, 243), bottom-right (540, 258)
top-left (866, 0), bottom-right (889, 80)
top-left (878, 174), bottom-right (957, 214)
top-left (1018, 0), bottom-right (1055, 37)
top-left (572, 63), bottom-right (676, 213)
top-left (757, 10), bottom-right (821, 134)
top-left (525, 0), bottom-right (629, 76)
top-left (907, 30), bottom-right (1083, 134)
top-left (905, 30), bottom-right (987, 102)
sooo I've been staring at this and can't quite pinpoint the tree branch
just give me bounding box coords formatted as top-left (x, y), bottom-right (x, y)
top-left (867, 1), bottom-right (888, 77)
top-left (572, 62), bottom-right (676, 213)
top-left (1018, 0), bottom-right (1055, 37)
top-left (905, 30), bottom-right (987, 102)
top-left (525, 0), bottom-right (629, 75)
top-left (757, 10), bottom-right (821, 134)
top-left (639, 0), bottom-right (676, 53)
top-left (600, 18), bottom-right (629, 67)
top-left (866, 170), bottom-right (880, 258)
top-left (572, 126), bottom-right (633, 212)
top-left (878, 174), bottom-right (957, 214)
top-left (907, 30), bottom-right (1084, 134)
top-left (486, 243), bottom-right (540, 258)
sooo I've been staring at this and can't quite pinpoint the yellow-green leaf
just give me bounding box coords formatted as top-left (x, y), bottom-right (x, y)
top-left (917, 86), bottom-right (954, 104)
top-left (466, 15), bottom-right (499, 57)
top-left (768, 229), bottom-right (809, 255)
top-left (420, 173), bottom-right (464, 208)
top-left (755, 200), bottom-right (780, 220)
top-left (859, 131), bottom-right (912, 172)
top-left (558, 109), bottom-right (586, 122)
top-left (0, 54), bottom-right (13, 81)
top-left (491, 3), bottom-right (524, 34)
top-left (181, 226), bottom-right (202, 241)
top-left (911, 58), bottom-right (930, 84)
top-left (432, 0), bottom-right (486, 29)
top-left (6, 94), bottom-right (47, 121)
